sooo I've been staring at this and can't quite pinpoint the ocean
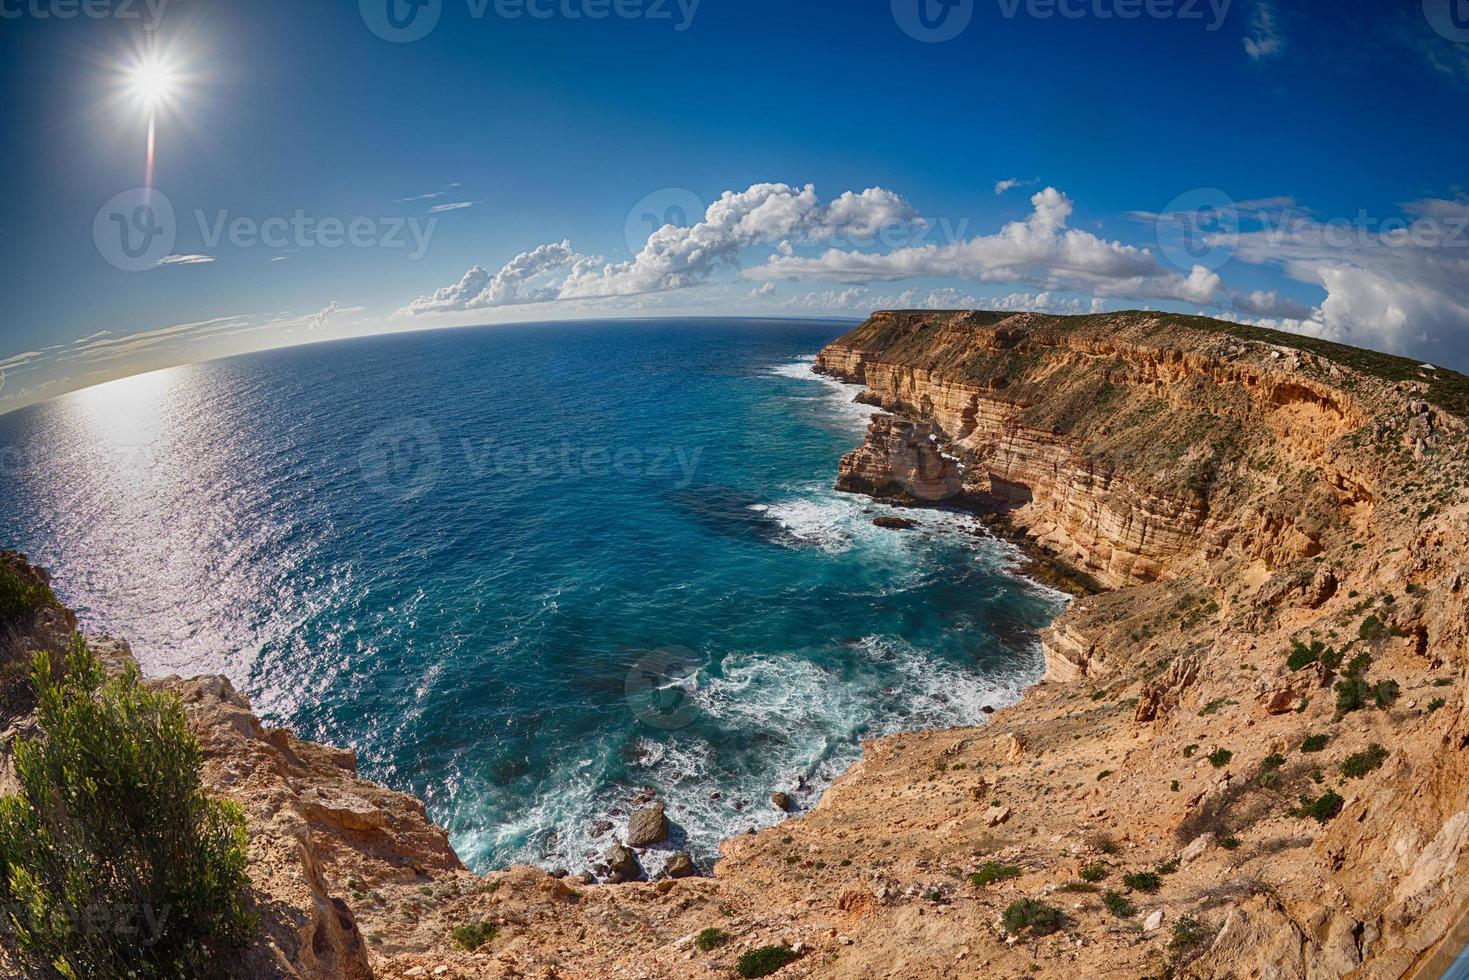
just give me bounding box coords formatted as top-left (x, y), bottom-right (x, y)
top-left (0, 318), bottom-right (1065, 874)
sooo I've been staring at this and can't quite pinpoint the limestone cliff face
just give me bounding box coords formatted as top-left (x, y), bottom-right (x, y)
top-left (816, 310), bottom-right (1396, 591)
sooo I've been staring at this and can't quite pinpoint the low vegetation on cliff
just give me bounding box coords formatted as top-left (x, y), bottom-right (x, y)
top-left (0, 636), bottom-right (253, 977)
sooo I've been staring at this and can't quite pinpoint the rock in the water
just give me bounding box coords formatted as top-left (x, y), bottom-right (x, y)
top-left (604, 844), bottom-right (640, 883)
top-left (626, 803), bottom-right (669, 847)
top-left (770, 791), bottom-right (793, 812)
top-left (665, 852), bottom-right (696, 878)
top-left (873, 515), bottom-right (919, 530)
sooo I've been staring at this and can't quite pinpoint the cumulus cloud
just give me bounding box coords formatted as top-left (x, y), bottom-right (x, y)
top-left (1244, 3), bottom-right (1284, 61)
top-left (745, 187), bottom-right (1222, 306)
top-left (404, 183), bottom-right (922, 315)
top-left (1210, 195), bottom-right (1469, 362)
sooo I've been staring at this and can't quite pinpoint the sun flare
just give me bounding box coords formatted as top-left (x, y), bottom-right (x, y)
top-left (127, 55), bottom-right (179, 111)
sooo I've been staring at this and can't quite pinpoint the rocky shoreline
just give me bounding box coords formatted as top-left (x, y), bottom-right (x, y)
top-left (7, 308), bottom-right (1469, 977)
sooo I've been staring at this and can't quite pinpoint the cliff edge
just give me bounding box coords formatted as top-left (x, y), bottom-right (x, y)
top-left (4, 308), bottom-right (1469, 978)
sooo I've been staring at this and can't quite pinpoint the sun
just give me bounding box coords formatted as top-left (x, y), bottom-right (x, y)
top-left (127, 55), bottom-right (179, 111)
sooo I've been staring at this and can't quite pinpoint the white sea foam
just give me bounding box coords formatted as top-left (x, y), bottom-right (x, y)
top-left (770, 355), bottom-right (880, 430)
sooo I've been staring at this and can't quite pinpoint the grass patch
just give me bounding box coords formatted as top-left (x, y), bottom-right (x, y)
top-left (970, 862), bottom-right (1022, 886)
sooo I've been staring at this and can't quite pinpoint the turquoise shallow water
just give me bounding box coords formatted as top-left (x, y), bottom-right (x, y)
top-left (0, 319), bottom-right (1065, 873)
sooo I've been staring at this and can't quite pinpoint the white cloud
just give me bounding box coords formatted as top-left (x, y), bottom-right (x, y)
top-left (269, 256), bottom-right (288, 263)
top-left (156, 254), bottom-right (215, 266)
top-left (1244, 3), bottom-right (1284, 61)
top-left (406, 183), bottom-right (922, 315)
top-left (1212, 196), bottom-right (1469, 362)
top-left (745, 187), bottom-right (1221, 306)
top-left (428, 201), bottom-right (475, 213)
top-left (750, 281), bottom-right (776, 298)
top-left (994, 177), bottom-right (1037, 195)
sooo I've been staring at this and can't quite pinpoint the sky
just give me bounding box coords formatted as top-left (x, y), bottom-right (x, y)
top-left (2, 0), bottom-right (1468, 410)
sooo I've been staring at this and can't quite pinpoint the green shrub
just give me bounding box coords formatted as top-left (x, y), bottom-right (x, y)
top-left (1182, 743), bottom-right (1199, 758)
top-left (970, 862), bottom-right (1022, 886)
top-left (1165, 916), bottom-right (1214, 977)
top-left (1374, 679), bottom-right (1400, 709)
top-left (1059, 881), bottom-right (1098, 893)
top-left (1358, 616), bottom-right (1389, 644)
top-left (1155, 858), bottom-right (1179, 875)
top-left (0, 637), bottom-right (253, 977)
top-left (1432, 677), bottom-right (1453, 687)
top-left (1122, 871), bottom-right (1161, 893)
top-left (1301, 733), bottom-right (1330, 753)
top-left (0, 565), bottom-right (54, 626)
top-left (1207, 748), bottom-right (1233, 769)
top-left (1335, 675), bottom-right (1372, 718)
top-left (737, 945), bottom-right (800, 977)
top-left (452, 921), bottom-right (498, 951)
top-left (1001, 899), bottom-right (1062, 937)
top-left (1091, 834), bottom-right (1122, 856)
top-left (1297, 790), bottom-right (1345, 824)
top-left (1286, 641), bottom-right (1323, 672)
top-left (696, 927), bottom-right (730, 952)
top-left (1079, 863), bottom-right (1107, 882)
top-left (1341, 743), bottom-right (1388, 778)
top-left (1218, 836), bottom-right (1241, 850)
top-left (1102, 890), bottom-right (1135, 918)
top-left (1261, 753), bottom-right (1286, 771)
top-left (1096, 769), bottom-right (1113, 781)
top-left (1428, 697), bottom-right (1447, 713)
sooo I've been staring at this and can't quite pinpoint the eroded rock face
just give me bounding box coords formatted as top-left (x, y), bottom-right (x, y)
top-left (835, 415), bottom-right (964, 503)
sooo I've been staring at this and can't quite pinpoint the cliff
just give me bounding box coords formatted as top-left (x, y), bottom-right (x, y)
top-left (4, 308), bottom-right (1469, 978)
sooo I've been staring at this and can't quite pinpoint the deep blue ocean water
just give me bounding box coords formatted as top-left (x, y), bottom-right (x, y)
top-left (0, 319), bottom-right (1065, 873)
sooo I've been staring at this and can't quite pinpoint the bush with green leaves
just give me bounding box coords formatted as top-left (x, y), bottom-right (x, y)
top-left (1079, 863), bottom-right (1107, 882)
top-left (969, 862), bottom-right (1022, 886)
top-left (452, 921), bottom-right (498, 951)
top-left (737, 945), bottom-right (800, 977)
top-left (1301, 733), bottom-right (1330, 753)
top-left (695, 927), bottom-right (729, 951)
top-left (1207, 748), bottom-right (1233, 769)
top-left (1122, 871), bottom-right (1161, 893)
top-left (1295, 790), bottom-right (1345, 824)
top-left (0, 637), bottom-right (253, 977)
top-left (1341, 743), bottom-right (1388, 779)
top-left (1102, 890), bottom-right (1135, 918)
top-left (0, 564), bottom-right (55, 626)
top-left (1002, 898), bottom-right (1062, 936)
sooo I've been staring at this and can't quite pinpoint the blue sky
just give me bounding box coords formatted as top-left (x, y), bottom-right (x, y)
top-left (2, 0), bottom-right (1468, 409)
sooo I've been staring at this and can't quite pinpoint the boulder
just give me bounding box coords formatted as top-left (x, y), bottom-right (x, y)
top-left (603, 844), bottom-right (640, 883)
top-left (626, 803), bottom-right (669, 847)
top-left (873, 516), bottom-right (919, 530)
top-left (770, 791), bottom-right (793, 812)
top-left (665, 852), bottom-right (696, 878)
